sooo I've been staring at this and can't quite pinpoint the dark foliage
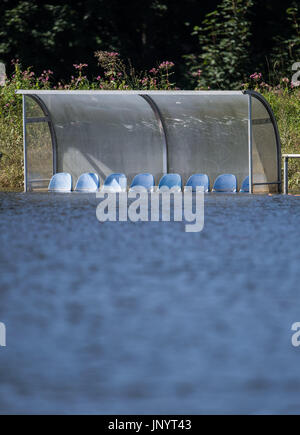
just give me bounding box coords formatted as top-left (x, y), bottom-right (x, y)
top-left (0, 0), bottom-right (299, 88)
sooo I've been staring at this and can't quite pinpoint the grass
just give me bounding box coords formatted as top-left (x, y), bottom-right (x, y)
top-left (0, 57), bottom-right (299, 192)
top-left (0, 106), bottom-right (23, 190)
top-left (262, 89), bottom-right (300, 191)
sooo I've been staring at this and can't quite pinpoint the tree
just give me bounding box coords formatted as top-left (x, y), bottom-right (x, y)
top-left (184, 0), bottom-right (253, 89)
top-left (269, 2), bottom-right (300, 83)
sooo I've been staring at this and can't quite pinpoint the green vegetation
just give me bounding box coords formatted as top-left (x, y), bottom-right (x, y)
top-left (0, 1), bottom-right (299, 89)
top-left (184, 0), bottom-right (254, 89)
top-left (263, 88), bottom-right (300, 191)
top-left (0, 55), bottom-right (299, 192)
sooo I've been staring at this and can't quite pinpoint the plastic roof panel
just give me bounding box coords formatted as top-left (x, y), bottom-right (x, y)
top-left (17, 90), bottom-right (281, 193)
top-left (150, 94), bottom-right (249, 185)
top-left (38, 94), bottom-right (166, 183)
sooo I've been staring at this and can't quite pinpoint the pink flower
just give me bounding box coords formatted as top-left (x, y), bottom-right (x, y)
top-left (73, 63), bottom-right (88, 70)
top-left (250, 72), bottom-right (262, 81)
top-left (158, 61), bottom-right (175, 70)
top-left (149, 68), bottom-right (158, 74)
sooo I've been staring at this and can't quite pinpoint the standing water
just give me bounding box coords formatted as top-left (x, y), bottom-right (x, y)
top-left (0, 192), bottom-right (300, 414)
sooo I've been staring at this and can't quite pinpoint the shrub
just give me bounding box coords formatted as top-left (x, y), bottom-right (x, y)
top-left (184, 0), bottom-right (253, 90)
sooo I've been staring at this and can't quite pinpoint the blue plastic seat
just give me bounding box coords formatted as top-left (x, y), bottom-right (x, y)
top-left (75, 172), bottom-right (100, 192)
top-left (158, 173), bottom-right (182, 192)
top-left (240, 176), bottom-right (249, 193)
top-left (130, 173), bottom-right (154, 192)
top-left (48, 172), bottom-right (72, 192)
top-left (103, 173), bottom-right (127, 192)
top-left (212, 174), bottom-right (237, 192)
top-left (185, 174), bottom-right (210, 192)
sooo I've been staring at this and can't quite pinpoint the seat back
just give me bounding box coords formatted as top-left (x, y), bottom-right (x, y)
top-left (185, 174), bottom-right (209, 192)
top-left (103, 173), bottom-right (127, 192)
top-left (130, 173), bottom-right (154, 192)
top-left (158, 173), bottom-right (182, 191)
top-left (48, 172), bottom-right (72, 192)
top-left (213, 174), bottom-right (237, 192)
top-left (75, 173), bottom-right (100, 192)
top-left (240, 176), bottom-right (249, 193)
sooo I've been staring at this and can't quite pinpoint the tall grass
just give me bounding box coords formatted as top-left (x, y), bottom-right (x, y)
top-left (0, 57), bottom-right (299, 191)
top-left (263, 89), bottom-right (300, 190)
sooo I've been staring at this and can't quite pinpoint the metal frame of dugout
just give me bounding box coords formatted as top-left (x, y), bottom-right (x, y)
top-left (282, 154), bottom-right (300, 194)
top-left (15, 90), bottom-right (282, 194)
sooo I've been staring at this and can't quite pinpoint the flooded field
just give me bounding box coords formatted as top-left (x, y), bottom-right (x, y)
top-left (1, 192), bottom-right (300, 414)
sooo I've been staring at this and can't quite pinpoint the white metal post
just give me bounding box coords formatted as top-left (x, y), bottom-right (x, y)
top-left (22, 95), bottom-right (27, 192)
top-left (248, 94), bottom-right (253, 194)
top-left (282, 154), bottom-right (300, 195)
top-left (284, 156), bottom-right (288, 194)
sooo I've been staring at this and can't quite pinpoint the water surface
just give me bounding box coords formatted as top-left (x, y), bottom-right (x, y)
top-left (0, 192), bottom-right (300, 414)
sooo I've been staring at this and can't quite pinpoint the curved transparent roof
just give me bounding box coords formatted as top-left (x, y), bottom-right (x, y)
top-left (40, 94), bottom-right (166, 182)
top-left (150, 94), bottom-right (249, 185)
top-left (17, 90), bottom-right (281, 193)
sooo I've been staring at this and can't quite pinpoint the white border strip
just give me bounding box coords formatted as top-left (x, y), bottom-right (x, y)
top-left (22, 95), bottom-right (27, 192)
top-left (16, 90), bottom-right (244, 96)
top-left (248, 94), bottom-right (253, 194)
